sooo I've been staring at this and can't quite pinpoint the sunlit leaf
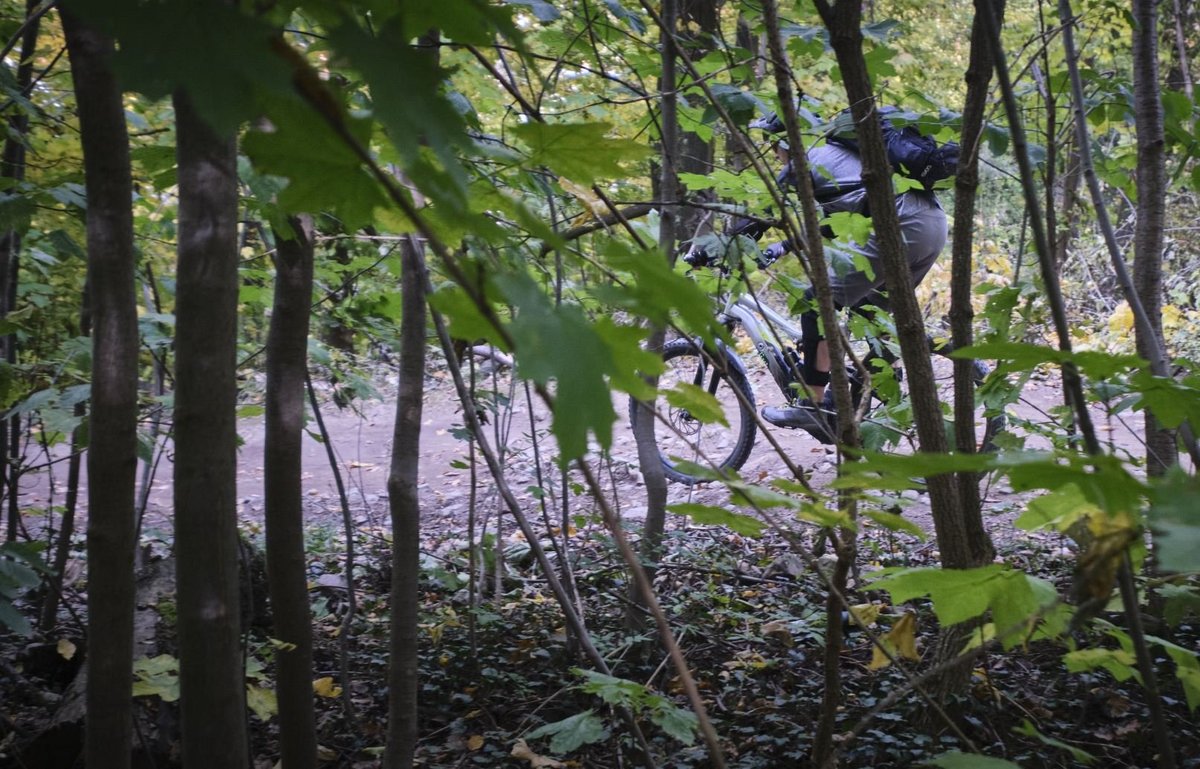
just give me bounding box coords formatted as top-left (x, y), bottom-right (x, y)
top-left (512, 122), bottom-right (652, 185)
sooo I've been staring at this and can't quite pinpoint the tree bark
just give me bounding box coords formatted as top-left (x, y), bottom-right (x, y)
top-left (385, 234), bottom-right (428, 768)
top-left (173, 89), bottom-right (249, 769)
top-left (814, 0), bottom-right (969, 564)
top-left (1132, 0), bottom-right (1178, 476)
top-left (948, 0), bottom-right (1003, 565)
top-left (61, 9), bottom-right (139, 769)
top-left (676, 0), bottom-right (719, 244)
top-left (1, 0), bottom-right (41, 543)
top-left (632, 0), bottom-right (677, 613)
top-left (264, 215), bottom-right (318, 769)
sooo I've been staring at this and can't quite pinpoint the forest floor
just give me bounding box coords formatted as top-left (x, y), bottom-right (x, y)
top-left (7, 354), bottom-right (1199, 769)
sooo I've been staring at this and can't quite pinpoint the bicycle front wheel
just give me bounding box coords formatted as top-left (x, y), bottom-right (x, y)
top-left (628, 339), bottom-right (757, 485)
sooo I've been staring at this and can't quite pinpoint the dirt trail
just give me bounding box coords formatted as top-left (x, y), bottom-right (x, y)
top-left (11, 364), bottom-right (1152, 547)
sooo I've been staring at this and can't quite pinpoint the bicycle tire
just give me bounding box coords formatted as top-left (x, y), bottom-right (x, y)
top-left (628, 338), bottom-right (758, 485)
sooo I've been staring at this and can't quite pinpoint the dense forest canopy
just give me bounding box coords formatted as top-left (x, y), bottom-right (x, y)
top-left (0, 0), bottom-right (1198, 767)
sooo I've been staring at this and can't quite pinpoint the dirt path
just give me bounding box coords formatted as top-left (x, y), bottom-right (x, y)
top-left (11, 361), bottom-right (1154, 548)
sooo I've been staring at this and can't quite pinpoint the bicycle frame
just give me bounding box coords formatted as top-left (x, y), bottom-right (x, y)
top-left (717, 289), bottom-right (807, 402)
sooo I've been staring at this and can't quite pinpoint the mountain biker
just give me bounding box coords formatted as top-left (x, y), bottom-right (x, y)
top-left (715, 108), bottom-right (952, 444)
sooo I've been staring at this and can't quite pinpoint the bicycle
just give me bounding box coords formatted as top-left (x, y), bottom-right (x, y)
top-left (628, 246), bottom-right (1007, 485)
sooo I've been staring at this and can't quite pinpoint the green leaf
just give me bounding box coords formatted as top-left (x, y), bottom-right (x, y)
top-left (0, 601), bottom-right (31, 637)
top-left (598, 242), bottom-right (727, 340)
top-left (132, 654), bottom-right (181, 702)
top-left (1015, 484), bottom-right (1098, 532)
top-left (328, 20), bottom-right (470, 207)
top-left (496, 272), bottom-right (617, 459)
top-left (925, 751), bottom-right (1023, 768)
top-left (75, 0), bottom-right (292, 136)
top-left (1147, 635), bottom-right (1200, 712)
top-left (527, 710), bottom-right (609, 754)
top-left (870, 565), bottom-right (1048, 648)
top-left (246, 685), bottom-right (278, 721)
top-left (650, 701), bottom-right (698, 745)
top-left (0, 193), bottom-right (34, 233)
top-left (1157, 583), bottom-right (1200, 627)
top-left (1012, 719), bottom-right (1099, 763)
top-left (601, 0), bottom-right (646, 33)
top-left (863, 508), bottom-right (926, 540)
top-left (512, 122), bottom-right (652, 185)
top-left (1064, 647), bottom-right (1139, 683)
top-left (668, 503), bottom-right (765, 537)
top-left (578, 670), bottom-right (646, 707)
top-left (242, 95), bottom-right (389, 230)
top-left (1129, 370), bottom-right (1200, 431)
top-left (427, 284), bottom-right (509, 354)
top-left (702, 84), bottom-right (761, 126)
top-left (1150, 469), bottom-right (1200, 572)
top-left (823, 211), bottom-right (873, 245)
top-left (663, 384), bottom-right (727, 426)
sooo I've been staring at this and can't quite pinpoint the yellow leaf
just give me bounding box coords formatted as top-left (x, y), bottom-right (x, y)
top-left (246, 685), bottom-right (278, 721)
top-left (57, 638), bottom-right (77, 661)
top-left (312, 677), bottom-right (343, 698)
top-left (848, 603), bottom-right (883, 628)
top-left (869, 612), bottom-right (920, 670)
top-left (467, 734), bottom-right (485, 751)
top-left (1108, 302), bottom-right (1134, 336)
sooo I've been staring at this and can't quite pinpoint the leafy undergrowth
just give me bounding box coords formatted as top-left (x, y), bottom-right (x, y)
top-left (2, 522), bottom-right (1198, 768)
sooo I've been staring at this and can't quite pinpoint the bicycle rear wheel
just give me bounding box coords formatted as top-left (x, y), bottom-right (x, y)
top-left (628, 338), bottom-right (757, 485)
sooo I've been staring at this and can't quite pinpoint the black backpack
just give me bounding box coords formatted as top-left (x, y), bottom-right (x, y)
top-left (827, 107), bottom-right (959, 190)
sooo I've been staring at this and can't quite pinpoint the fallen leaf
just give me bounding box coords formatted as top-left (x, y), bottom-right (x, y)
top-left (761, 620), bottom-right (794, 647)
top-left (849, 603), bottom-right (883, 628)
top-left (313, 676), bottom-right (343, 698)
top-left (467, 734), bottom-right (485, 751)
top-left (57, 638), bottom-right (77, 661)
top-left (869, 612), bottom-right (920, 670)
top-left (511, 738), bottom-right (566, 768)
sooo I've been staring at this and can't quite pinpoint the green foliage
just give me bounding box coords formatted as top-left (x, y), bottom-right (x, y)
top-left (668, 503), bottom-right (766, 537)
top-left (576, 670), bottom-right (698, 745)
top-left (1148, 469), bottom-right (1200, 573)
top-left (526, 709), bottom-right (609, 754)
top-left (870, 565), bottom-right (1062, 649)
top-left (924, 752), bottom-right (1021, 769)
top-left (512, 122), bottom-right (652, 185)
top-left (0, 542), bottom-right (48, 636)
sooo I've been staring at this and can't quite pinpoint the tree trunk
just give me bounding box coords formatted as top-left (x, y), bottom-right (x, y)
top-left (1132, 0), bottom-right (1177, 476)
top-left (264, 215), bottom-right (318, 769)
top-left (61, 9), bottom-right (139, 769)
top-left (676, 0), bottom-right (719, 244)
top-left (948, 0), bottom-right (1003, 565)
top-left (814, 0), bottom-right (970, 564)
top-left (632, 0), bottom-right (677, 618)
top-left (385, 234), bottom-right (428, 768)
top-left (173, 89), bottom-right (249, 769)
top-left (1, 0), bottom-right (40, 543)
